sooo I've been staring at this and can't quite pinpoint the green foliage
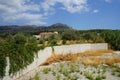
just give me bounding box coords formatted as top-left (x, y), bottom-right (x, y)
top-left (101, 30), bottom-right (120, 50)
top-left (61, 31), bottom-right (79, 40)
top-left (118, 74), bottom-right (120, 77)
top-left (0, 43), bottom-right (8, 77)
top-left (43, 68), bottom-right (51, 74)
top-left (95, 75), bottom-right (102, 80)
top-left (62, 40), bottom-right (66, 44)
top-left (0, 32), bottom-right (39, 77)
top-left (33, 73), bottom-right (40, 80)
top-left (50, 39), bottom-right (57, 46)
top-left (9, 43), bottom-right (36, 74)
top-left (46, 34), bottom-right (61, 46)
top-left (14, 33), bottom-right (27, 44)
top-left (0, 56), bottom-right (6, 78)
top-left (52, 71), bottom-right (56, 76)
top-left (56, 74), bottom-right (61, 80)
top-left (39, 38), bottom-right (45, 44)
top-left (84, 72), bottom-right (94, 80)
top-left (95, 75), bottom-right (106, 80)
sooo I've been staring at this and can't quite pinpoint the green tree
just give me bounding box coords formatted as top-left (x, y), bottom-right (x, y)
top-left (14, 33), bottom-right (27, 44)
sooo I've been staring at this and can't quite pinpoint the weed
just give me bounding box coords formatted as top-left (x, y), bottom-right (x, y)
top-left (95, 75), bottom-right (102, 80)
top-left (111, 72), bottom-right (115, 75)
top-left (97, 69), bottom-right (101, 74)
top-left (72, 75), bottom-right (79, 80)
top-left (117, 74), bottom-right (120, 77)
top-left (95, 75), bottom-right (106, 80)
top-left (59, 66), bottom-right (64, 73)
top-left (43, 68), bottom-right (51, 74)
top-left (102, 75), bottom-right (106, 79)
top-left (84, 72), bottom-right (94, 80)
top-left (60, 63), bottom-right (64, 69)
top-left (115, 68), bottom-right (120, 73)
top-left (32, 72), bottom-right (40, 80)
top-left (52, 71), bottom-right (56, 76)
top-left (63, 69), bottom-right (69, 76)
top-left (56, 74), bottom-right (61, 80)
top-left (69, 63), bottom-right (76, 73)
top-left (63, 78), bottom-right (67, 80)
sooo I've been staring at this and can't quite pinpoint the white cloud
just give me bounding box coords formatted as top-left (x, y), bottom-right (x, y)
top-left (3, 13), bottom-right (43, 21)
top-left (93, 9), bottom-right (99, 13)
top-left (0, 0), bottom-right (46, 25)
top-left (105, 0), bottom-right (112, 3)
top-left (41, 0), bottom-right (88, 13)
top-left (0, 0), bottom-right (89, 25)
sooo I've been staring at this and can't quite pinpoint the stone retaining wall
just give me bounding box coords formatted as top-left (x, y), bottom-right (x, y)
top-left (2, 43), bottom-right (108, 80)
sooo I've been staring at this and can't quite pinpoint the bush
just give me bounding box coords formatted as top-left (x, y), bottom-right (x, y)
top-left (101, 30), bottom-right (120, 50)
top-left (0, 56), bottom-right (6, 77)
top-left (50, 39), bottom-right (57, 46)
top-left (39, 39), bottom-right (45, 44)
top-left (62, 40), bottom-right (66, 44)
top-left (43, 68), bottom-right (51, 74)
top-left (14, 33), bottom-right (27, 44)
top-left (84, 72), bottom-right (94, 80)
top-left (61, 31), bottom-right (79, 40)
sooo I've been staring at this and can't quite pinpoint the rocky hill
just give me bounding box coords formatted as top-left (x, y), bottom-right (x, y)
top-left (0, 23), bottom-right (74, 33)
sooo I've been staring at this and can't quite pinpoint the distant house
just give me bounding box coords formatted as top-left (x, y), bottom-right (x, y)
top-left (34, 35), bottom-right (40, 39)
top-left (34, 31), bottom-right (58, 39)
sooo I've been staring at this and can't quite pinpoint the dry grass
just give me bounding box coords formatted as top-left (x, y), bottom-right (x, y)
top-left (41, 54), bottom-right (78, 65)
top-left (78, 57), bottom-right (103, 65)
top-left (41, 50), bottom-right (119, 66)
top-left (79, 58), bottom-right (120, 65)
top-left (79, 50), bottom-right (114, 57)
top-left (105, 58), bottom-right (120, 65)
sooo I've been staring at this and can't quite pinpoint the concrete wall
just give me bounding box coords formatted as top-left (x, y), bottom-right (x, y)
top-left (3, 47), bottom-right (52, 80)
top-left (54, 43), bottom-right (108, 54)
top-left (91, 43), bottom-right (108, 50)
top-left (2, 43), bottom-right (108, 80)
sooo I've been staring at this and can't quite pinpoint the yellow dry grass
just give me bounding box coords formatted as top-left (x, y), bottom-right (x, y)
top-left (79, 58), bottom-right (120, 65)
top-left (78, 57), bottom-right (102, 65)
top-left (79, 50), bottom-right (114, 56)
top-left (41, 54), bottom-right (78, 65)
top-left (41, 50), bottom-right (119, 66)
top-left (105, 58), bottom-right (120, 65)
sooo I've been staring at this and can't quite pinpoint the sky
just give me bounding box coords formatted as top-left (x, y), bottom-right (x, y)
top-left (0, 0), bottom-right (120, 30)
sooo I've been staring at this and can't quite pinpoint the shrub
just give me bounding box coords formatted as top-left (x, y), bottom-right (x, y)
top-left (56, 74), bottom-right (61, 80)
top-left (39, 39), bottom-right (45, 44)
top-left (0, 56), bottom-right (6, 77)
top-left (43, 68), bottom-right (51, 74)
top-left (33, 73), bottom-right (40, 80)
top-left (62, 40), bottom-right (66, 44)
top-left (84, 72), bottom-right (94, 80)
top-left (14, 33), bottom-right (27, 44)
top-left (52, 71), bottom-right (56, 76)
top-left (95, 75), bottom-right (102, 80)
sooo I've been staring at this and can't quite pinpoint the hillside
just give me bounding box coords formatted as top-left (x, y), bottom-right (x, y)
top-left (0, 23), bottom-right (73, 33)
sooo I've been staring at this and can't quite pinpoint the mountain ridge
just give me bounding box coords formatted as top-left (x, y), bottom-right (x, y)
top-left (0, 23), bottom-right (74, 33)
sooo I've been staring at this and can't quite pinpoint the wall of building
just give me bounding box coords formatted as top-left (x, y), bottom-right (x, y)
top-left (2, 43), bottom-right (108, 80)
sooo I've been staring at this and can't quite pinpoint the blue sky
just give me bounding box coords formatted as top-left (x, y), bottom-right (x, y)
top-left (0, 0), bottom-right (120, 30)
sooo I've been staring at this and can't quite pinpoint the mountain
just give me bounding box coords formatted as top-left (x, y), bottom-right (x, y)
top-left (49, 23), bottom-right (73, 30)
top-left (0, 23), bottom-right (74, 33)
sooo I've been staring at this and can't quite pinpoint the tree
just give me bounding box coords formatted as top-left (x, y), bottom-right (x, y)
top-left (14, 33), bottom-right (27, 44)
top-left (61, 31), bottom-right (79, 40)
